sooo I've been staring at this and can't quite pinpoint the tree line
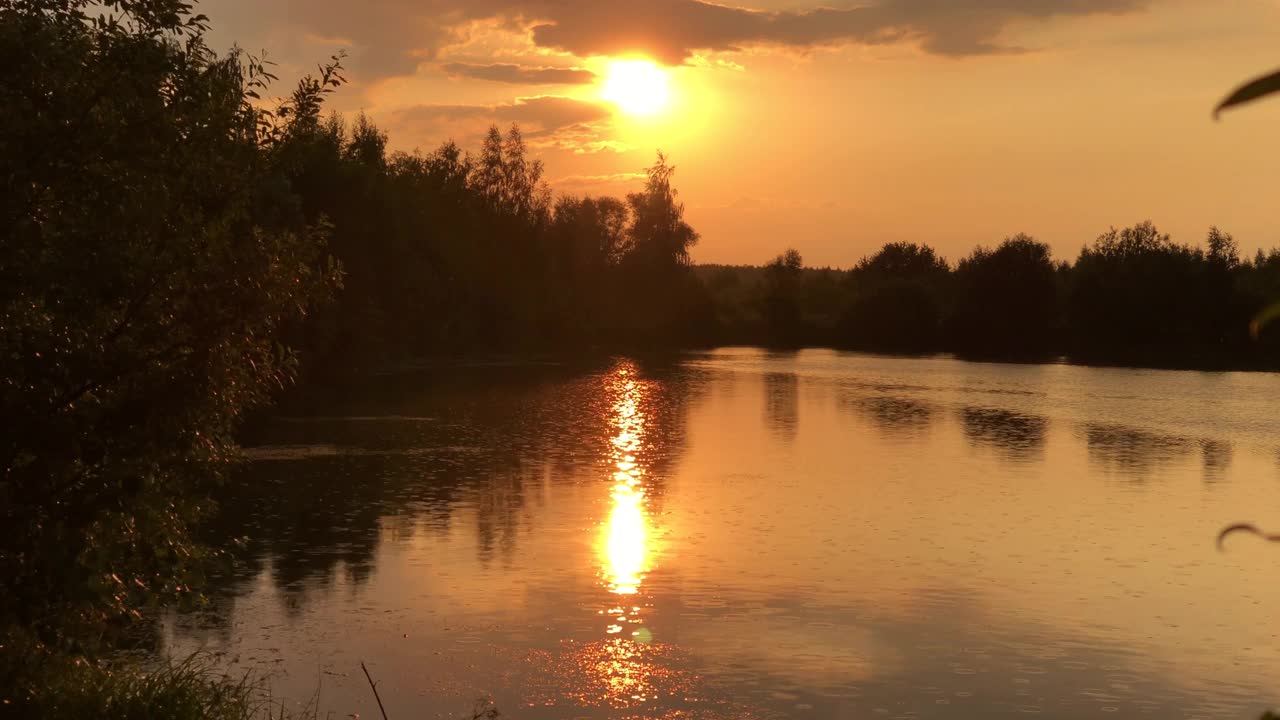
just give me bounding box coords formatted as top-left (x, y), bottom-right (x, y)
top-left (277, 110), bottom-right (1280, 371)
top-left (711, 224), bottom-right (1280, 368)
top-left (249, 106), bottom-right (1280, 374)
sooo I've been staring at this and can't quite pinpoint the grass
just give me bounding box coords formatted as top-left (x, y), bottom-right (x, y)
top-left (3, 644), bottom-right (500, 720)
top-left (6, 652), bottom-right (300, 720)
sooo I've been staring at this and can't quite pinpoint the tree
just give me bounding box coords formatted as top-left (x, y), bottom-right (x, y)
top-left (625, 152), bottom-right (699, 270)
top-left (1068, 222), bottom-right (1209, 360)
top-left (841, 243), bottom-right (951, 352)
top-left (610, 152), bottom-right (712, 344)
top-left (0, 0), bottom-right (340, 655)
top-left (473, 124), bottom-right (550, 221)
top-left (952, 235), bottom-right (1058, 358)
top-left (851, 242), bottom-right (950, 278)
top-left (760, 249), bottom-right (805, 346)
top-left (546, 195), bottom-right (631, 339)
top-left (1206, 226), bottom-right (1240, 269)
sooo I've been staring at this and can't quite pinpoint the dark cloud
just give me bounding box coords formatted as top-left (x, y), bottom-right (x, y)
top-left (527, 0), bottom-right (1152, 64)
top-left (204, 0), bottom-right (1155, 82)
top-left (442, 62), bottom-right (598, 85)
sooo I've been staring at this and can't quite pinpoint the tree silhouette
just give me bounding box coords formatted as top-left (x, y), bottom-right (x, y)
top-left (625, 152), bottom-right (700, 269)
top-left (761, 249), bottom-right (805, 346)
top-left (1069, 222), bottom-right (1209, 361)
top-left (841, 243), bottom-right (951, 352)
top-left (952, 235), bottom-right (1058, 358)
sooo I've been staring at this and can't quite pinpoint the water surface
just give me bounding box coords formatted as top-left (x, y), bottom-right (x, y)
top-left (166, 349), bottom-right (1280, 719)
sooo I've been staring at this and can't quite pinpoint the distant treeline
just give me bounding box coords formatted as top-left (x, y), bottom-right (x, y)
top-left (286, 115), bottom-right (1280, 371)
top-left (705, 227), bottom-right (1280, 367)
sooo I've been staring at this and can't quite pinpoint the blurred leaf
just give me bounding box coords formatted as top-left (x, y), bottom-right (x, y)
top-left (1215, 67), bottom-right (1280, 118)
top-left (1250, 301), bottom-right (1280, 340)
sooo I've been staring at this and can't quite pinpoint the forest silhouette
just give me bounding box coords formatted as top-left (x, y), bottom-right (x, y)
top-left (284, 116), bottom-right (1280, 373)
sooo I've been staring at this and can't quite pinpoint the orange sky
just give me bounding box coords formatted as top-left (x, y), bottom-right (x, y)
top-left (202, 0), bottom-right (1280, 267)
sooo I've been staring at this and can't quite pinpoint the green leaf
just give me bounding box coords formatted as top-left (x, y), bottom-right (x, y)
top-left (1215, 67), bottom-right (1280, 118)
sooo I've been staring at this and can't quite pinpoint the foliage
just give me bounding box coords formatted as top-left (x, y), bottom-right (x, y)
top-left (3, 649), bottom-right (274, 720)
top-left (951, 235), bottom-right (1058, 357)
top-left (282, 128), bottom-right (711, 369)
top-left (548, 195), bottom-right (630, 338)
top-left (699, 224), bottom-right (1280, 367)
top-left (760, 249), bottom-right (805, 346)
top-left (0, 0), bottom-right (340, 661)
top-left (841, 243), bottom-right (951, 352)
top-left (624, 152), bottom-right (699, 269)
top-left (3, 645), bottom-right (501, 719)
top-left (1068, 223), bottom-right (1241, 362)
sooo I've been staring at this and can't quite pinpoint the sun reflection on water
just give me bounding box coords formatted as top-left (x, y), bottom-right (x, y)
top-left (605, 484), bottom-right (646, 597)
top-left (577, 362), bottom-right (666, 707)
top-left (600, 363), bottom-right (652, 620)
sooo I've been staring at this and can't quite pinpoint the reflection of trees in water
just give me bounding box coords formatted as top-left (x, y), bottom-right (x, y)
top-left (1198, 439), bottom-right (1232, 482)
top-left (763, 372), bottom-right (799, 442)
top-left (173, 358), bottom-right (704, 640)
top-left (203, 452), bottom-right (422, 620)
top-left (843, 394), bottom-right (934, 438)
top-left (475, 467), bottom-right (531, 565)
top-left (960, 407), bottom-right (1047, 461)
top-left (1081, 424), bottom-right (1195, 477)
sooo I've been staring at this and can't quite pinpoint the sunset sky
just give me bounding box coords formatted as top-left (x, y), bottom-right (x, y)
top-left (202, 0), bottom-right (1280, 267)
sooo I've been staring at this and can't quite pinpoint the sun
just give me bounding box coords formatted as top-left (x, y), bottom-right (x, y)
top-left (601, 59), bottom-right (671, 117)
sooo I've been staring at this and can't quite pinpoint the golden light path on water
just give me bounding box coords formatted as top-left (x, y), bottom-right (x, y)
top-left (603, 366), bottom-right (647, 599)
top-left (566, 362), bottom-right (670, 709)
top-left (531, 362), bottom-right (737, 716)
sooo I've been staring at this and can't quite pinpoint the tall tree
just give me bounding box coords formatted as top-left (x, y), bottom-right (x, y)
top-left (625, 152), bottom-right (699, 270)
top-left (614, 153), bottom-right (712, 343)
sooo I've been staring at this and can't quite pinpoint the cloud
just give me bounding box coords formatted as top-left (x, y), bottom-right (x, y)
top-left (554, 172), bottom-right (649, 190)
top-left (525, 129), bottom-right (636, 155)
top-left (526, 0), bottom-right (1153, 64)
top-left (204, 0), bottom-right (1156, 85)
top-left (397, 95), bottom-right (609, 129)
top-left (498, 95), bottom-right (612, 128)
top-left (571, 140), bottom-right (636, 155)
top-left (391, 95), bottom-right (613, 149)
top-left (442, 62), bottom-right (598, 84)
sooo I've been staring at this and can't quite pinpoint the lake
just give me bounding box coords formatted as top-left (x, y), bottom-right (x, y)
top-left (164, 348), bottom-right (1280, 719)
